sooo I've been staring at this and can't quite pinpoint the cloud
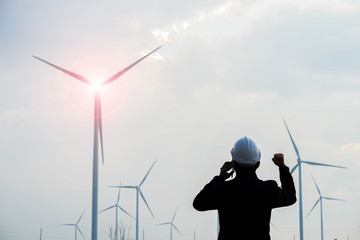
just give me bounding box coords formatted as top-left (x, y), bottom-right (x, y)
top-left (152, 29), bottom-right (170, 42)
top-left (141, 49), bottom-right (165, 62)
top-left (152, 1), bottom-right (239, 42)
top-left (152, 0), bottom-right (360, 45)
top-left (340, 143), bottom-right (360, 152)
top-left (194, 1), bottom-right (239, 20)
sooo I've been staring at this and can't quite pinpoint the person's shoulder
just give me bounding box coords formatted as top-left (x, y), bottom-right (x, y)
top-left (263, 179), bottom-right (279, 189)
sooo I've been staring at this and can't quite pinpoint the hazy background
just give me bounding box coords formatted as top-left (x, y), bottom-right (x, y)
top-left (1, 0), bottom-right (359, 239)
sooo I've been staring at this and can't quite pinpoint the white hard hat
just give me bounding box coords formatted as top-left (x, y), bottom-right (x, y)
top-left (231, 136), bottom-right (261, 165)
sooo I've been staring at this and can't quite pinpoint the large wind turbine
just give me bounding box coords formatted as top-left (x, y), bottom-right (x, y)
top-left (99, 183), bottom-right (135, 240)
top-left (34, 46), bottom-right (162, 240)
top-left (110, 159), bottom-right (157, 240)
top-left (283, 119), bottom-right (347, 240)
top-left (307, 175), bottom-right (346, 240)
top-left (61, 210), bottom-right (86, 240)
top-left (157, 209), bottom-right (182, 240)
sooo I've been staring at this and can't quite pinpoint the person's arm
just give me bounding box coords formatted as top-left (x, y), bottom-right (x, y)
top-left (271, 153), bottom-right (297, 208)
top-left (193, 161), bottom-right (234, 211)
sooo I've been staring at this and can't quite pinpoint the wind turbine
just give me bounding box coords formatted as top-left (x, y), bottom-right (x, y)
top-left (283, 119), bottom-right (347, 240)
top-left (157, 209), bottom-right (182, 240)
top-left (270, 222), bottom-right (278, 230)
top-left (307, 175), bottom-right (346, 240)
top-left (109, 159), bottom-right (157, 240)
top-left (61, 209), bottom-right (86, 240)
top-left (99, 183), bottom-right (135, 240)
top-left (34, 46), bottom-right (162, 240)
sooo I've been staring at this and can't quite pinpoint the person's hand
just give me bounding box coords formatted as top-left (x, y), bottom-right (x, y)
top-left (272, 153), bottom-right (286, 167)
top-left (219, 160), bottom-right (235, 180)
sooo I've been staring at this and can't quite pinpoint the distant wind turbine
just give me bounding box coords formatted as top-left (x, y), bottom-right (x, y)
top-left (61, 210), bottom-right (86, 240)
top-left (270, 222), bottom-right (278, 230)
top-left (217, 211), bottom-right (219, 236)
top-left (34, 46), bottom-right (162, 240)
top-left (283, 119), bottom-right (347, 240)
top-left (307, 175), bottom-right (346, 240)
top-left (109, 159), bottom-right (157, 240)
top-left (99, 183), bottom-right (135, 240)
top-left (157, 209), bottom-right (182, 240)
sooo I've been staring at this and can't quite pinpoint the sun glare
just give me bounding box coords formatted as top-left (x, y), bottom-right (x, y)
top-left (65, 54), bottom-right (130, 118)
top-left (91, 81), bottom-right (102, 91)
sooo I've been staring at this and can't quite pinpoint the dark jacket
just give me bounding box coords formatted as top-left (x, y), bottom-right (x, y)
top-left (193, 166), bottom-right (296, 240)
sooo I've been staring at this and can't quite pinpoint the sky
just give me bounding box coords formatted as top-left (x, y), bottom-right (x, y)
top-left (1, 0), bottom-right (360, 239)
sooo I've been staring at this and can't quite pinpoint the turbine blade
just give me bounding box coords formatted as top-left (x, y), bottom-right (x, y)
top-left (97, 94), bottom-right (104, 165)
top-left (60, 224), bottom-right (75, 226)
top-left (311, 175), bottom-right (321, 195)
top-left (102, 46), bottom-right (163, 86)
top-left (139, 189), bottom-right (155, 219)
top-left (117, 182), bottom-right (122, 204)
top-left (306, 198), bottom-right (320, 217)
top-left (302, 161), bottom-right (347, 169)
top-left (270, 222), bottom-right (278, 230)
top-left (323, 197), bottom-right (346, 201)
top-left (117, 205), bottom-right (135, 220)
top-left (283, 119), bottom-right (301, 159)
top-left (139, 159), bottom-right (157, 187)
top-left (77, 209), bottom-right (86, 224)
top-left (172, 208), bottom-right (178, 222)
top-left (108, 185), bottom-right (136, 189)
top-left (172, 224), bottom-right (182, 236)
top-left (76, 226), bottom-right (86, 240)
top-left (156, 222), bottom-right (171, 226)
top-left (98, 205), bottom-right (115, 214)
top-left (33, 56), bottom-right (91, 85)
top-left (290, 163), bottom-right (299, 174)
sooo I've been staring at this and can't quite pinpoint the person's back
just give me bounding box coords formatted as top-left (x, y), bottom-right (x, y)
top-left (193, 137), bottom-right (296, 240)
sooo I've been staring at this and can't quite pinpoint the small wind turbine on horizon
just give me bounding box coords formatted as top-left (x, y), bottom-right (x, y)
top-left (283, 119), bottom-right (347, 240)
top-left (34, 46), bottom-right (162, 240)
top-left (99, 182), bottom-right (135, 240)
top-left (61, 209), bottom-right (86, 240)
top-left (307, 175), bottom-right (346, 240)
top-left (157, 208), bottom-right (182, 240)
top-left (109, 159), bottom-right (157, 240)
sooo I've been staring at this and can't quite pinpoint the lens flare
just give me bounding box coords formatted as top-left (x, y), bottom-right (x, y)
top-left (64, 55), bottom-right (129, 118)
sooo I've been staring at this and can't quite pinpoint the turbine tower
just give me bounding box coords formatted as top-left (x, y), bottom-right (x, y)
top-left (61, 209), bottom-right (86, 240)
top-left (283, 119), bottom-right (347, 240)
top-left (110, 159), bottom-right (157, 240)
top-left (307, 175), bottom-right (346, 240)
top-left (34, 46), bottom-right (162, 240)
top-left (157, 209), bottom-right (182, 240)
top-left (99, 183), bottom-right (135, 240)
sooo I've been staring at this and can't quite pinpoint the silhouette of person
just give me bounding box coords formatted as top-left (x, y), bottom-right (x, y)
top-left (193, 136), bottom-right (296, 240)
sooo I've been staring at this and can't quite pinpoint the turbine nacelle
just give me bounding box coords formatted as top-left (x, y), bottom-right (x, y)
top-left (91, 82), bottom-right (102, 91)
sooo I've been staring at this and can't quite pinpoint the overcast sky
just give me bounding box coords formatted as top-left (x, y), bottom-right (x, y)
top-left (1, 0), bottom-right (360, 240)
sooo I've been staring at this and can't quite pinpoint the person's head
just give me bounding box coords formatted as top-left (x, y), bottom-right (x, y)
top-left (231, 136), bottom-right (261, 172)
